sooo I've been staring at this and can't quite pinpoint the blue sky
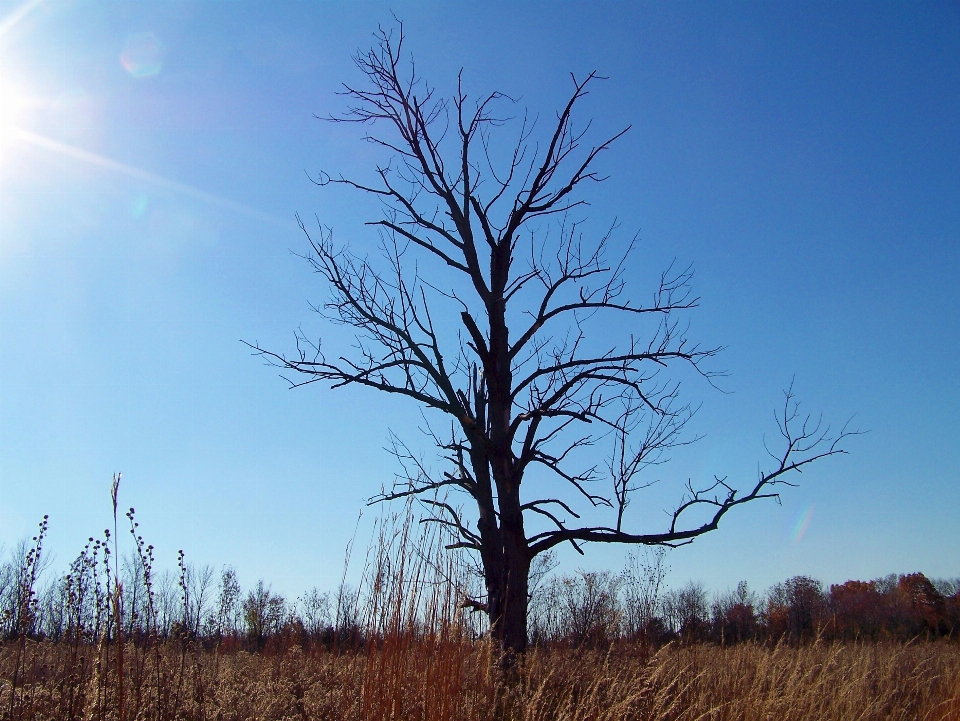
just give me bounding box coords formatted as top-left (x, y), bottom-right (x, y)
top-left (1, 0), bottom-right (958, 600)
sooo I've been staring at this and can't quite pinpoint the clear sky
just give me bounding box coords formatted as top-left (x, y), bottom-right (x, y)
top-left (1, 0), bottom-right (958, 600)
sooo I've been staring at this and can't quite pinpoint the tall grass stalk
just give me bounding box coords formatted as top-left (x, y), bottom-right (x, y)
top-left (5, 515), bottom-right (47, 721)
top-left (110, 473), bottom-right (124, 721)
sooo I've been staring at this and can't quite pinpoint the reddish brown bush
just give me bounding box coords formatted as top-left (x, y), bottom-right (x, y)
top-left (897, 573), bottom-right (948, 635)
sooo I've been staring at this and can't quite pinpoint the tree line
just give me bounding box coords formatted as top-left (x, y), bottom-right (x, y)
top-left (529, 555), bottom-right (960, 647)
top-left (3, 518), bottom-right (956, 651)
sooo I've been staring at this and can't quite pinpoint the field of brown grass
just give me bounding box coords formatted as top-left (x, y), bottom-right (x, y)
top-left (3, 637), bottom-right (959, 720)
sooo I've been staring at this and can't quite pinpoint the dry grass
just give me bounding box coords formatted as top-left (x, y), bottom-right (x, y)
top-left (2, 638), bottom-right (959, 720)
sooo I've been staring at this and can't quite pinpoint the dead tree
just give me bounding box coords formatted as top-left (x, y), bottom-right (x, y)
top-left (248, 26), bottom-right (856, 661)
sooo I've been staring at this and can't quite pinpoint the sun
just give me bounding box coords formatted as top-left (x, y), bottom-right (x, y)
top-left (1, 0), bottom-right (46, 137)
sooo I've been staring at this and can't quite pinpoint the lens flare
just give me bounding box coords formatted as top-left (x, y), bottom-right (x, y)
top-left (131, 193), bottom-right (149, 218)
top-left (790, 504), bottom-right (814, 545)
top-left (120, 32), bottom-right (165, 78)
top-left (10, 128), bottom-right (290, 227)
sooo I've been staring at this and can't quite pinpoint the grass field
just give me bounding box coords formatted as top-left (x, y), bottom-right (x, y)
top-left (3, 636), bottom-right (960, 720)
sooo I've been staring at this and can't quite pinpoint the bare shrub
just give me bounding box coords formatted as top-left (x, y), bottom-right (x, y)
top-left (297, 586), bottom-right (333, 642)
top-left (712, 580), bottom-right (759, 645)
top-left (620, 548), bottom-right (669, 643)
top-left (242, 581), bottom-right (287, 649)
top-left (662, 581), bottom-right (710, 643)
top-left (529, 569), bottom-right (623, 648)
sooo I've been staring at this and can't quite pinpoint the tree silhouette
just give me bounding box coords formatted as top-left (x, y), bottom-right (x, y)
top-left (248, 25), bottom-right (856, 661)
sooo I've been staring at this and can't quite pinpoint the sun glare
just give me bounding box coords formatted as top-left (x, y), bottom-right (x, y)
top-left (0, 75), bottom-right (26, 169)
top-left (0, 69), bottom-right (45, 173)
top-left (0, 77), bottom-right (28, 129)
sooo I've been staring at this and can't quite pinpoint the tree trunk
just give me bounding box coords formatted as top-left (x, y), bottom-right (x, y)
top-left (474, 445), bottom-right (532, 663)
top-left (485, 533), bottom-right (530, 663)
top-left (479, 245), bottom-right (532, 663)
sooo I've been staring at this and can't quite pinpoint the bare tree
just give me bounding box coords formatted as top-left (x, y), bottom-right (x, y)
top-left (662, 581), bottom-right (710, 642)
top-left (620, 548), bottom-right (669, 640)
top-left (242, 581), bottom-right (286, 649)
top-left (248, 25), bottom-right (856, 661)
